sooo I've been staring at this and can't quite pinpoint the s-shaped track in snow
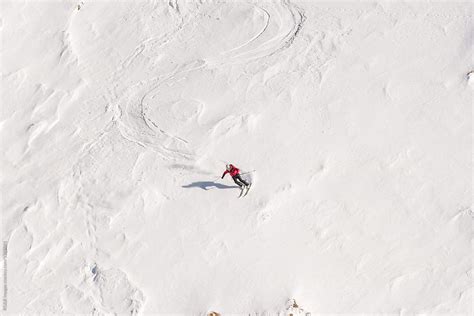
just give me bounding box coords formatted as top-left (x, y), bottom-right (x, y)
top-left (113, 1), bottom-right (305, 162)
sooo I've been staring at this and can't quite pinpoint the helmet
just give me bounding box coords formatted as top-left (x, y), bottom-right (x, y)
top-left (226, 164), bottom-right (232, 171)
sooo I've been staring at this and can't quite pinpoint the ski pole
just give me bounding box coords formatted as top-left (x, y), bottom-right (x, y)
top-left (240, 170), bottom-right (256, 175)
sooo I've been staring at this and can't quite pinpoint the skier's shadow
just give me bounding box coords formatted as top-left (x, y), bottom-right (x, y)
top-left (182, 181), bottom-right (239, 190)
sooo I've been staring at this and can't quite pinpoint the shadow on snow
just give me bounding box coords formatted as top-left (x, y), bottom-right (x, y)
top-left (182, 181), bottom-right (239, 190)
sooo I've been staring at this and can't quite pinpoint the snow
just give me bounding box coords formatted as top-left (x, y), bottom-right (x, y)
top-left (0, 0), bottom-right (472, 314)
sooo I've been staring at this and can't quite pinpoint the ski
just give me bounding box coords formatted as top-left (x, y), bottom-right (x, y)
top-left (238, 184), bottom-right (251, 198)
top-left (238, 187), bottom-right (246, 198)
top-left (243, 183), bottom-right (252, 197)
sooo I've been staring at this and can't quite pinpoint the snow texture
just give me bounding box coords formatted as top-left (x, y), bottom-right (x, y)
top-left (0, 0), bottom-right (472, 314)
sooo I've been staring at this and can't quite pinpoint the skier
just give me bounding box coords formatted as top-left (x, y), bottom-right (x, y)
top-left (221, 164), bottom-right (249, 189)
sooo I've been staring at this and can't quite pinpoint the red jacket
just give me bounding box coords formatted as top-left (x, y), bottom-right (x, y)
top-left (222, 164), bottom-right (240, 178)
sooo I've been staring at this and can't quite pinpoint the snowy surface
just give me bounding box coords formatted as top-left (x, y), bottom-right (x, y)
top-left (0, 0), bottom-right (472, 314)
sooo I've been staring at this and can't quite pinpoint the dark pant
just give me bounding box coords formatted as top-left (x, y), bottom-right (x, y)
top-left (232, 174), bottom-right (249, 187)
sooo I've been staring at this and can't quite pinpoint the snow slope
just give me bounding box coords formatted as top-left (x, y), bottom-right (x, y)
top-left (1, 0), bottom-right (472, 314)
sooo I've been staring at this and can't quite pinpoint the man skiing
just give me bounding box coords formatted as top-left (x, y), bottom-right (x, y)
top-left (221, 164), bottom-right (249, 189)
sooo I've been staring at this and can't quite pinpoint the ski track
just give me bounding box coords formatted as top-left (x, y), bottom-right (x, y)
top-left (113, 1), bottom-right (306, 163)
